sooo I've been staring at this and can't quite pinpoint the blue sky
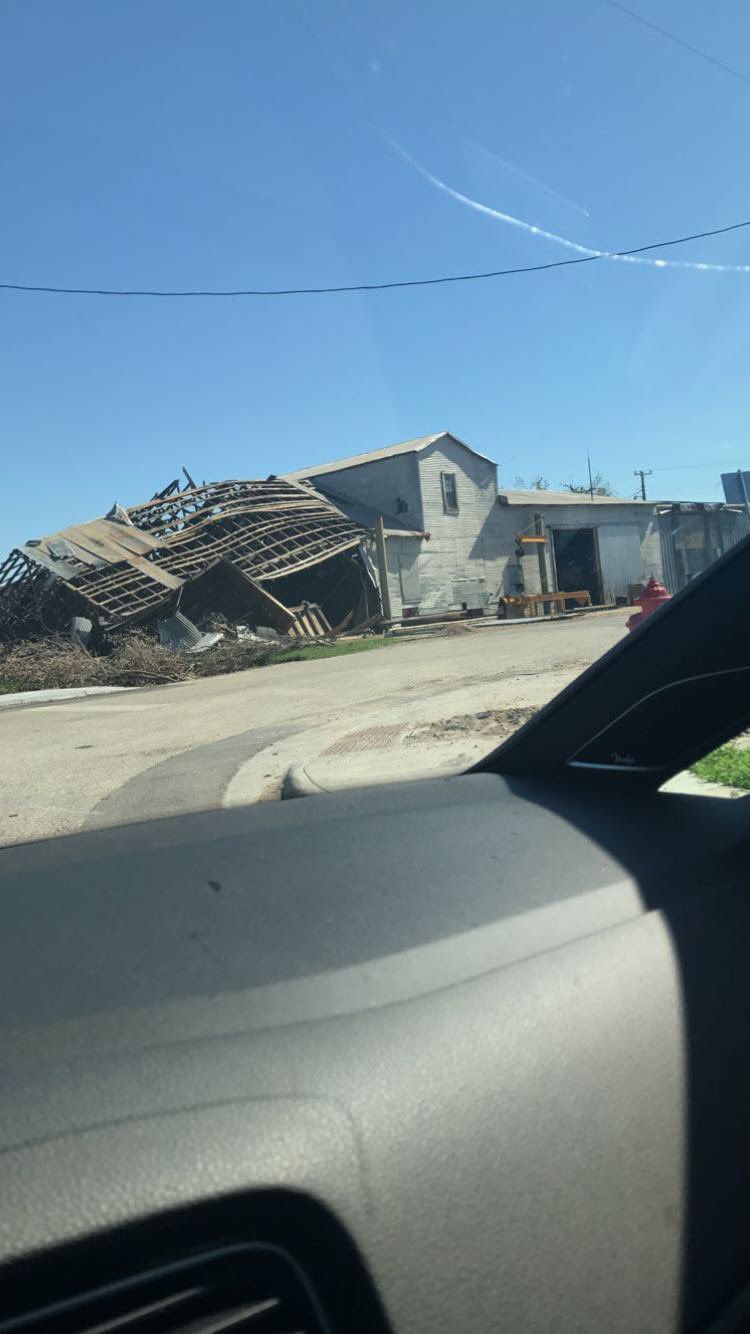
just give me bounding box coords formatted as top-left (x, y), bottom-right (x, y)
top-left (3, 0), bottom-right (750, 549)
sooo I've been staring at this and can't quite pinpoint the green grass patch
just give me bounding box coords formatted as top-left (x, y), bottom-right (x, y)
top-left (270, 637), bottom-right (404, 664)
top-left (691, 744), bottom-right (750, 791)
top-left (0, 679), bottom-right (22, 695)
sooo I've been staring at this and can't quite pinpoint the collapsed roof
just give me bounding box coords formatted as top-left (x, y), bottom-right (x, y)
top-left (0, 477), bottom-right (367, 639)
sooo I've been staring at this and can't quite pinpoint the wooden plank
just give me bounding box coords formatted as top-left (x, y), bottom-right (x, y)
top-left (51, 520), bottom-right (163, 561)
top-left (217, 560), bottom-right (297, 631)
top-left (348, 612), bottom-right (383, 634)
top-left (309, 610), bottom-right (328, 636)
top-left (331, 610), bottom-right (353, 635)
top-left (119, 556), bottom-right (184, 590)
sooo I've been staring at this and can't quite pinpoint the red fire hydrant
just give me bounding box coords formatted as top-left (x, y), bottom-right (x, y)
top-left (626, 575), bottom-right (671, 633)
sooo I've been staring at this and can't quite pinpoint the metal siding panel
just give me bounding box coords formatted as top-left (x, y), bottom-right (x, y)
top-left (639, 515), bottom-right (664, 581)
top-left (720, 509), bottom-right (750, 551)
top-left (597, 525), bottom-right (643, 602)
top-left (659, 513), bottom-right (680, 593)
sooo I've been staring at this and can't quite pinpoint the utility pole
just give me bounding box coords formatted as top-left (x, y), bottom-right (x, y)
top-left (587, 452), bottom-right (594, 502)
top-left (533, 513), bottom-right (549, 595)
top-left (634, 468), bottom-right (652, 501)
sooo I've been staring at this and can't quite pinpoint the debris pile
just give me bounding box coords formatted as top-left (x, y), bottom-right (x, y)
top-left (0, 629), bottom-right (283, 693)
top-left (0, 475), bottom-right (382, 647)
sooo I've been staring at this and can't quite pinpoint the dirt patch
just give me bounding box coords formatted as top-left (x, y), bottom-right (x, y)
top-left (256, 773), bottom-right (285, 802)
top-left (438, 622), bottom-right (476, 636)
top-left (406, 706), bottom-right (537, 745)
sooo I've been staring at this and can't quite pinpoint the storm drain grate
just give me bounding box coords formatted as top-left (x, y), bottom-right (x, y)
top-left (321, 725), bottom-right (408, 756)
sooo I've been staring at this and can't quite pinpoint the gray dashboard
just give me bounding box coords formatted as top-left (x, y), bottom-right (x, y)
top-left (2, 772), bottom-right (750, 1331)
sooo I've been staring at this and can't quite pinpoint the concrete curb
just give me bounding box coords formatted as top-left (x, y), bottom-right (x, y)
top-left (0, 685), bottom-right (132, 712)
top-left (385, 607), bottom-right (624, 637)
top-left (225, 668), bottom-right (587, 808)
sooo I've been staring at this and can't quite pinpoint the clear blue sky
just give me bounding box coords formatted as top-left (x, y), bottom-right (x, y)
top-left (3, 0), bottom-right (750, 550)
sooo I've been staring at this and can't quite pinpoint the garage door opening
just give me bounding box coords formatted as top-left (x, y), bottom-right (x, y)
top-left (551, 527), bottom-right (603, 605)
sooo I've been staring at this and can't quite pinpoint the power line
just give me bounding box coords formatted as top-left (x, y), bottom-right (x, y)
top-left (606, 0), bottom-right (750, 88)
top-left (650, 461), bottom-right (747, 472)
top-left (2, 218), bottom-right (750, 299)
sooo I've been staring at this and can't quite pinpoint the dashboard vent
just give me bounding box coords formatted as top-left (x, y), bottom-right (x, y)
top-left (2, 1243), bottom-right (331, 1333)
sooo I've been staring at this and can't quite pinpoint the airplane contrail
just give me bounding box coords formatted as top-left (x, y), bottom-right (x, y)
top-left (393, 142), bottom-right (750, 274)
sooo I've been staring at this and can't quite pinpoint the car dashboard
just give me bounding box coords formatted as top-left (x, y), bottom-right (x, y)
top-left (2, 771), bottom-right (750, 1332)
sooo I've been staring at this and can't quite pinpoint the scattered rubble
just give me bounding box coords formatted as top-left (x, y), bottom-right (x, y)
top-left (0, 475), bottom-right (382, 646)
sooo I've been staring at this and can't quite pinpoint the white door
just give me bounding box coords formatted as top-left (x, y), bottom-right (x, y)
top-left (398, 552), bottom-right (422, 604)
top-left (597, 525), bottom-right (643, 603)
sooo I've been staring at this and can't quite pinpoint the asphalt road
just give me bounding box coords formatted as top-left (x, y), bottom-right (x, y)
top-left (0, 611), bottom-right (629, 848)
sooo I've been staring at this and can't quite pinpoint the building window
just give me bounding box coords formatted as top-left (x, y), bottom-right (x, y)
top-left (441, 472), bottom-right (459, 513)
top-left (395, 497), bottom-right (408, 514)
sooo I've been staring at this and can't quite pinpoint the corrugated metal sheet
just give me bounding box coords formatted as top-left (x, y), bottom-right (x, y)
top-left (659, 512), bottom-right (680, 593)
top-left (597, 525), bottom-right (643, 602)
top-left (658, 506), bottom-right (749, 593)
top-left (720, 508), bottom-right (750, 549)
top-left (157, 611), bottom-right (223, 653)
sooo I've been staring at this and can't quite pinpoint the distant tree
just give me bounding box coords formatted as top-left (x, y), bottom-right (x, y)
top-left (513, 474), bottom-right (549, 490)
top-left (561, 472), bottom-right (614, 497)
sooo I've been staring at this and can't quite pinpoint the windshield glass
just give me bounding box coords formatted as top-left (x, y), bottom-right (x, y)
top-left (2, 0), bottom-right (749, 840)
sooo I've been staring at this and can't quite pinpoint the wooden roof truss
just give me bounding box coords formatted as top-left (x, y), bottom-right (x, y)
top-left (0, 478), bottom-right (365, 630)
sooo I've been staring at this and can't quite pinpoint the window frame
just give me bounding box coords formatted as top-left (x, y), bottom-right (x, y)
top-left (441, 471), bottom-right (459, 514)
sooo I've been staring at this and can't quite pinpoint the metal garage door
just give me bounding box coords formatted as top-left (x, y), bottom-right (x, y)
top-left (597, 525), bottom-right (643, 603)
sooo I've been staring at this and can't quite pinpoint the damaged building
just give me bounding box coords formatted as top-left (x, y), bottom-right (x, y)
top-left (0, 476), bottom-right (381, 644)
top-left (4, 435), bottom-right (746, 646)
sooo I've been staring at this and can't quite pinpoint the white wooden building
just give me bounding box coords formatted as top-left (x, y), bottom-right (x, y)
top-left (284, 432), bottom-right (504, 618)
